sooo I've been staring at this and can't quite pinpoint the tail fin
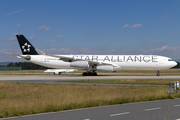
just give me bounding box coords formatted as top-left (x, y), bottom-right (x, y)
top-left (16, 35), bottom-right (38, 55)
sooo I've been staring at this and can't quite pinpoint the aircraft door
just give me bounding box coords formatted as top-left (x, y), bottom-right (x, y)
top-left (159, 58), bottom-right (164, 64)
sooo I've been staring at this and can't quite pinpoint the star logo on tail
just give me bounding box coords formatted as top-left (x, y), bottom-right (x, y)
top-left (22, 42), bottom-right (31, 52)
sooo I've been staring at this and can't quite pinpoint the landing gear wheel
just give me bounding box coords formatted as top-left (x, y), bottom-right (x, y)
top-left (157, 70), bottom-right (160, 76)
top-left (92, 72), bottom-right (97, 76)
top-left (82, 72), bottom-right (97, 76)
top-left (83, 72), bottom-right (87, 76)
top-left (157, 73), bottom-right (160, 76)
top-left (88, 72), bottom-right (92, 76)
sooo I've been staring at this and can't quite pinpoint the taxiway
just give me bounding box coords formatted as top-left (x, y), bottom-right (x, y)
top-left (1, 75), bottom-right (180, 81)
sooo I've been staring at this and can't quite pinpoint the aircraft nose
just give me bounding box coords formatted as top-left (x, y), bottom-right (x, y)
top-left (172, 61), bottom-right (177, 67)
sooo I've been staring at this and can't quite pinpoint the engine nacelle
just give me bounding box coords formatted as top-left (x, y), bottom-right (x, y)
top-left (70, 61), bottom-right (89, 68)
top-left (54, 72), bottom-right (61, 75)
top-left (97, 65), bottom-right (114, 72)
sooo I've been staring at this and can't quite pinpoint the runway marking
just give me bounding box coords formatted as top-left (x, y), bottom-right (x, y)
top-left (174, 104), bottom-right (180, 107)
top-left (144, 107), bottom-right (161, 111)
top-left (175, 118), bottom-right (180, 120)
top-left (110, 112), bottom-right (130, 117)
top-left (84, 119), bottom-right (90, 120)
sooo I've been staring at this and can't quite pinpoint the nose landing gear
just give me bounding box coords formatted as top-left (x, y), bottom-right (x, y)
top-left (157, 70), bottom-right (160, 76)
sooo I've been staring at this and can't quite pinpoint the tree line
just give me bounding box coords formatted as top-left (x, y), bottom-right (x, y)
top-left (173, 62), bottom-right (180, 68)
top-left (4, 61), bottom-right (180, 70)
top-left (6, 62), bottom-right (50, 70)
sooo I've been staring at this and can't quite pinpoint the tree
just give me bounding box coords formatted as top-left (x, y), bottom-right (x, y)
top-left (173, 62), bottom-right (180, 68)
top-left (7, 62), bottom-right (15, 67)
top-left (14, 62), bottom-right (50, 70)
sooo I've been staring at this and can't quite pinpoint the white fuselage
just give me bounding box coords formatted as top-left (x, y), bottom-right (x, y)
top-left (21, 55), bottom-right (177, 71)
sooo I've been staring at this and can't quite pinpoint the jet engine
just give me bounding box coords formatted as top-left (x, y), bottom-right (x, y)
top-left (70, 61), bottom-right (89, 68)
top-left (97, 65), bottom-right (114, 72)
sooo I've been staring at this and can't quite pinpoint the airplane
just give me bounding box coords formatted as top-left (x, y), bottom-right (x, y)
top-left (44, 69), bottom-right (77, 75)
top-left (7, 35), bottom-right (177, 76)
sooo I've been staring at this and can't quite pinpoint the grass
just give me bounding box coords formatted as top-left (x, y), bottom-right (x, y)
top-left (0, 82), bottom-right (180, 118)
top-left (56, 79), bottom-right (180, 85)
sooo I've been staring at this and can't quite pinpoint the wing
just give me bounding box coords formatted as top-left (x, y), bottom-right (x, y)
top-left (44, 54), bottom-right (78, 62)
top-left (37, 50), bottom-right (113, 66)
top-left (44, 54), bottom-right (114, 67)
top-left (35, 49), bottom-right (46, 55)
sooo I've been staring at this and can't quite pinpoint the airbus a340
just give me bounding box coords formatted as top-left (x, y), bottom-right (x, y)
top-left (7, 35), bottom-right (177, 76)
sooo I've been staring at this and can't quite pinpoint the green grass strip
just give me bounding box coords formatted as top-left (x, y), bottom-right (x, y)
top-left (56, 79), bottom-right (180, 85)
top-left (0, 82), bottom-right (180, 118)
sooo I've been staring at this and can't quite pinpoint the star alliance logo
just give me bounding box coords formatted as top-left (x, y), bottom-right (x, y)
top-left (22, 42), bottom-right (31, 52)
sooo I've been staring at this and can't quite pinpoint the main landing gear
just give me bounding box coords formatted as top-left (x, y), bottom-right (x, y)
top-left (82, 72), bottom-right (98, 76)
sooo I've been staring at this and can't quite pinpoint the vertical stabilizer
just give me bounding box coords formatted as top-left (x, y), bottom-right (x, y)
top-left (16, 35), bottom-right (38, 55)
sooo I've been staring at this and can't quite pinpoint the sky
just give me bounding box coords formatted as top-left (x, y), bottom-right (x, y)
top-left (0, 0), bottom-right (180, 62)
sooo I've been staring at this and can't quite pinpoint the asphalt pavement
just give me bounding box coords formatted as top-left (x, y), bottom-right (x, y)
top-left (1, 75), bottom-right (180, 81)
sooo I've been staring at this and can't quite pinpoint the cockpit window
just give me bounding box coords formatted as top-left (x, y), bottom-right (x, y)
top-left (168, 59), bottom-right (172, 61)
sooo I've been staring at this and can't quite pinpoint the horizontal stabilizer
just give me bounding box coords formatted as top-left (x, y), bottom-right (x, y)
top-left (6, 53), bottom-right (31, 60)
top-left (6, 53), bottom-right (20, 57)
